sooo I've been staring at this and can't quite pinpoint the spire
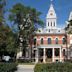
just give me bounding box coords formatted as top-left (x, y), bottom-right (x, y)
top-left (50, 0), bottom-right (53, 6)
top-left (46, 0), bottom-right (56, 18)
top-left (51, 0), bottom-right (53, 3)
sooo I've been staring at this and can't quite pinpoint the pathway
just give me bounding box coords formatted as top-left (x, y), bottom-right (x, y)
top-left (16, 65), bottom-right (35, 72)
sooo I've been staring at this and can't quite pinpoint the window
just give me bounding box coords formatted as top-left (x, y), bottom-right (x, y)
top-left (49, 29), bottom-right (50, 32)
top-left (58, 30), bottom-right (60, 32)
top-left (63, 49), bottom-right (65, 56)
top-left (55, 38), bottom-right (58, 44)
top-left (48, 22), bottom-right (49, 26)
top-left (51, 22), bottom-right (52, 26)
top-left (41, 38), bottom-right (43, 44)
top-left (34, 38), bottom-right (36, 45)
top-left (48, 38), bottom-right (51, 44)
top-left (55, 48), bottom-right (59, 56)
top-left (62, 38), bottom-right (66, 44)
top-left (54, 22), bottom-right (55, 26)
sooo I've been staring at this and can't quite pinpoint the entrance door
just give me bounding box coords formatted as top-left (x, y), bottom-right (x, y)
top-left (46, 48), bottom-right (52, 62)
top-left (39, 49), bottom-right (43, 62)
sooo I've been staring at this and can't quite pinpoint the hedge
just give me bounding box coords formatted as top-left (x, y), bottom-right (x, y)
top-left (34, 62), bottom-right (72, 72)
top-left (0, 62), bottom-right (17, 72)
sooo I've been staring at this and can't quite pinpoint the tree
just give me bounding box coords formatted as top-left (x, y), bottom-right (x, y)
top-left (9, 3), bottom-right (44, 58)
top-left (0, 0), bottom-right (17, 60)
top-left (65, 20), bottom-right (72, 60)
top-left (65, 20), bottom-right (72, 34)
top-left (0, 24), bottom-right (18, 60)
top-left (0, 0), bottom-right (6, 23)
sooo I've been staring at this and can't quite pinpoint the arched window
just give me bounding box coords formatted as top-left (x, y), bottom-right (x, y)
top-left (55, 38), bottom-right (58, 44)
top-left (41, 38), bottom-right (43, 44)
top-left (34, 38), bottom-right (36, 45)
top-left (51, 22), bottom-right (52, 26)
top-left (54, 22), bottom-right (55, 26)
top-left (62, 38), bottom-right (66, 44)
top-left (63, 49), bottom-right (65, 56)
top-left (48, 38), bottom-right (51, 44)
top-left (48, 22), bottom-right (49, 26)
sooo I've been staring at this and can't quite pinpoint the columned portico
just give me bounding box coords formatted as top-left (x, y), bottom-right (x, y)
top-left (35, 45), bottom-right (62, 63)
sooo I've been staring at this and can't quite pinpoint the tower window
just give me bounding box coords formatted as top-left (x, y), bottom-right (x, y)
top-left (48, 22), bottom-right (49, 26)
top-left (54, 22), bottom-right (55, 26)
top-left (51, 22), bottom-right (52, 26)
top-left (49, 29), bottom-right (50, 32)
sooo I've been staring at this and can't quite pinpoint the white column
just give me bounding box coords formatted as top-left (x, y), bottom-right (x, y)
top-left (52, 48), bottom-right (54, 62)
top-left (43, 48), bottom-right (46, 63)
top-left (35, 49), bottom-right (38, 63)
top-left (60, 48), bottom-right (62, 62)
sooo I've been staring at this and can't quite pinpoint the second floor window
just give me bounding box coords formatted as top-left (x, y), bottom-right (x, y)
top-left (41, 38), bottom-right (43, 44)
top-left (55, 38), bottom-right (58, 44)
top-left (48, 38), bottom-right (51, 44)
top-left (62, 38), bottom-right (66, 44)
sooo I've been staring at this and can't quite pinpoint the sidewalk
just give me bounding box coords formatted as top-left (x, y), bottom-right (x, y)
top-left (16, 64), bottom-right (35, 72)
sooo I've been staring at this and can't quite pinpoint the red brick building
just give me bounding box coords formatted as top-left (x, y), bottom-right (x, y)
top-left (32, 3), bottom-right (72, 63)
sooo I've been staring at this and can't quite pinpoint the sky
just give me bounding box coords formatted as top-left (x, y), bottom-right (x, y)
top-left (6, 0), bottom-right (72, 28)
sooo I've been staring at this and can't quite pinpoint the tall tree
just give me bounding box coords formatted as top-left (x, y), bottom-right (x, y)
top-left (0, 24), bottom-right (18, 60)
top-left (9, 3), bottom-right (44, 58)
top-left (65, 20), bottom-right (72, 34)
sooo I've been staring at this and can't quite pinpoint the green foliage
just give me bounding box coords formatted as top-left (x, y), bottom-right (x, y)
top-left (8, 3), bottom-right (44, 57)
top-left (34, 63), bottom-right (72, 72)
top-left (65, 20), bottom-right (72, 34)
top-left (0, 24), bottom-right (18, 57)
top-left (9, 3), bottom-right (44, 26)
top-left (0, 62), bottom-right (17, 72)
top-left (0, 0), bottom-right (6, 23)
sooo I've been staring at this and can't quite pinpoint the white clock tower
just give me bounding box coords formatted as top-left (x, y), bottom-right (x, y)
top-left (46, 2), bottom-right (57, 29)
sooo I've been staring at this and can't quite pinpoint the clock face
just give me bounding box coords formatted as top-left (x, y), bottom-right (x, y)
top-left (50, 13), bottom-right (53, 15)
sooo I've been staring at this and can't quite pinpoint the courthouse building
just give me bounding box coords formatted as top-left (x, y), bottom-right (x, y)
top-left (32, 2), bottom-right (72, 63)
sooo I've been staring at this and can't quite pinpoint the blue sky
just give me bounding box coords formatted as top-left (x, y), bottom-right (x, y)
top-left (6, 0), bottom-right (72, 28)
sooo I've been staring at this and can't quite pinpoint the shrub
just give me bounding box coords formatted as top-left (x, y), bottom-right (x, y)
top-left (34, 62), bottom-right (72, 72)
top-left (0, 62), bottom-right (17, 72)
